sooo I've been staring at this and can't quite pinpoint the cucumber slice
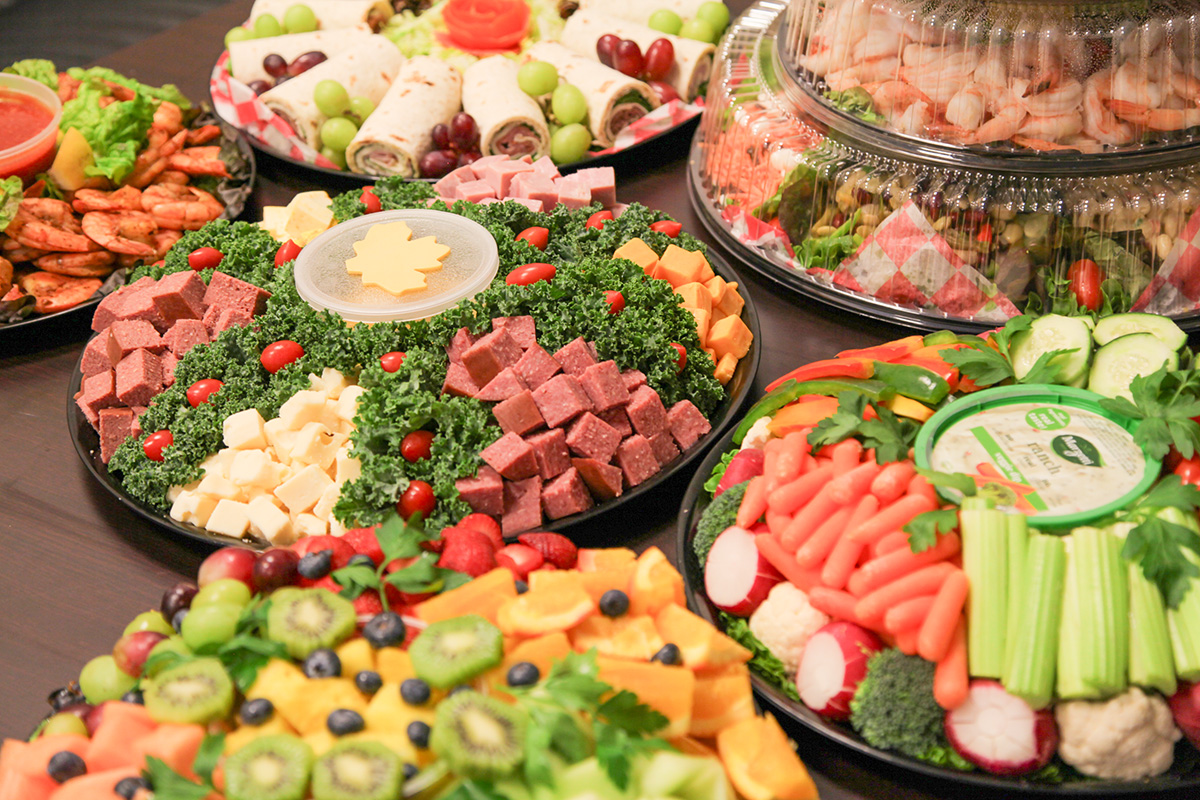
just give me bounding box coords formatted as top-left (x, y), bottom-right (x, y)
top-left (1092, 313), bottom-right (1187, 351)
top-left (1086, 332), bottom-right (1179, 399)
top-left (1009, 315), bottom-right (1094, 385)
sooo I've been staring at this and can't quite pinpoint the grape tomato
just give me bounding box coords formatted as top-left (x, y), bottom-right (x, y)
top-left (143, 430), bottom-right (174, 462)
top-left (260, 340), bottom-right (305, 373)
top-left (516, 226), bottom-right (549, 250)
top-left (506, 262), bottom-right (557, 286)
top-left (186, 379), bottom-right (224, 408)
top-left (187, 247), bottom-right (224, 271)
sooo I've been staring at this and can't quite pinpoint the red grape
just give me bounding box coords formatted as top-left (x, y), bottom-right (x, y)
top-left (198, 547), bottom-right (257, 589)
top-left (449, 112), bottom-right (478, 150)
top-left (648, 80), bottom-right (679, 103)
top-left (613, 39), bottom-right (644, 78)
top-left (596, 34), bottom-right (620, 67)
top-left (288, 50), bottom-right (327, 76)
top-left (161, 581), bottom-right (197, 621)
top-left (457, 151), bottom-right (481, 167)
top-left (247, 80), bottom-right (271, 95)
top-left (113, 631), bottom-right (168, 678)
top-left (431, 123), bottom-right (451, 150)
top-left (419, 149), bottom-right (458, 179)
top-left (253, 547), bottom-right (300, 592)
top-left (643, 39), bottom-right (674, 82)
top-left (262, 53), bottom-right (288, 78)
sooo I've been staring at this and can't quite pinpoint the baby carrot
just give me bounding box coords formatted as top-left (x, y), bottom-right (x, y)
top-left (774, 431), bottom-right (810, 485)
top-left (855, 532), bottom-right (961, 595)
top-left (765, 511), bottom-right (791, 539)
top-left (735, 476), bottom-right (768, 528)
top-left (780, 490), bottom-right (845, 552)
top-left (828, 460), bottom-right (883, 505)
top-left (883, 594), bottom-right (936, 634)
top-left (848, 494), bottom-right (937, 545)
top-left (906, 473), bottom-right (937, 503)
top-left (767, 463), bottom-right (834, 516)
top-left (795, 505), bottom-right (854, 568)
top-left (762, 447), bottom-right (781, 493)
top-left (855, 562), bottom-right (955, 625)
top-left (846, 568), bottom-right (867, 597)
top-left (870, 461), bottom-right (916, 504)
top-left (934, 617), bottom-right (969, 710)
top-left (807, 586), bottom-right (860, 624)
top-left (871, 531), bottom-right (911, 559)
top-left (895, 627), bottom-right (919, 655)
top-left (830, 438), bottom-right (863, 477)
top-left (918, 569), bottom-right (969, 662)
top-left (821, 534), bottom-right (866, 590)
top-left (754, 534), bottom-right (823, 591)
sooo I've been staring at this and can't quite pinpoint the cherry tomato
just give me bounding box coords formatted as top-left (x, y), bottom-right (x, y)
top-left (186, 378), bottom-right (224, 408)
top-left (188, 247), bottom-right (224, 271)
top-left (670, 342), bottom-right (687, 371)
top-left (506, 262), bottom-right (556, 286)
top-left (976, 222), bottom-right (993, 244)
top-left (143, 430), bottom-right (174, 462)
top-left (274, 239), bottom-right (302, 268)
top-left (642, 38), bottom-right (674, 83)
top-left (360, 186), bottom-right (382, 213)
top-left (1175, 457), bottom-right (1200, 486)
top-left (1067, 258), bottom-right (1103, 312)
top-left (604, 290), bottom-right (625, 314)
top-left (401, 430), bottom-right (434, 463)
top-left (397, 480), bottom-right (436, 520)
top-left (515, 226), bottom-right (549, 251)
top-left (260, 340), bottom-right (305, 373)
top-left (586, 210), bottom-right (614, 230)
top-left (649, 220), bottom-right (682, 238)
top-left (380, 351), bottom-right (406, 373)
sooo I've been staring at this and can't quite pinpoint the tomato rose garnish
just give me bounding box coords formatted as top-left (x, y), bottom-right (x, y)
top-left (442, 0), bottom-right (530, 51)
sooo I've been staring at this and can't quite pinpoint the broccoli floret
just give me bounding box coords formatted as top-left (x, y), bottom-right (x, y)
top-left (694, 480), bottom-right (748, 565)
top-left (850, 649), bottom-right (949, 760)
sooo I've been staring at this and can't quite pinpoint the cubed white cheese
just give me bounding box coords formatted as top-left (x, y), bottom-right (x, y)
top-left (197, 473), bottom-right (245, 502)
top-left (223, 408), bottom-right (267, 450)
top-left (274, 463), bottom-right (334, 513)
top-left (206, 499), bottom-right (252, 538)
top-left (248, 496), bottom-right (296, 545)
top-left (278, 390), bottom-right (328, 431)
top-left (328, 515), bottom-right (347, 537)
top-left (334, 385), bottom-right (365, 421)
top-left (312, 482), bottom-right (341, 522)
top-left (263, 418), bottom-right (299, 462)
top-left (259, 206), bottom-right (288, 240)
top-left (170, 490), bottom-right (218, 527)
top-left (308, 372), bottom-right (326, 393)
top-left (284, 191), bottom-right (334, 246)
top-left (199, 449), bottom-right (238, 479)
top-left (293, 512), bottom-right (328, 537)
top-left (334, 449), bottom-right (362, 486)
top-left (229, 449), bottom-right (285, 488)
top-left (290, 422), bottom-right (345, 471)
top-left (320, 368), bottom-right (349, 399)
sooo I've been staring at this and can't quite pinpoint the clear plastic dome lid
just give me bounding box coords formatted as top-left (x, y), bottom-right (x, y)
top-left (783, 0), bottom-right (1200, 154)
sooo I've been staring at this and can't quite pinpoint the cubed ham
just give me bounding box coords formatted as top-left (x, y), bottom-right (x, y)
top-left (130, 406), bottom-right (147, 439)
top-left (77, 369), bottom-right (118, 428)
top-left (203, 271), bottom-right (270, 316)
top-left (148, 270), bottom-right (206, 323)
top-left (502, 475), bottom-right (543, 536)
top-left (648, 431), bottom-right (680, 467)
top-left (469, 154), bottom-right (508, 179)
top-left (98, 407), bottom-right (136, 464)
top-left (81, 334), bottom-right (116, 377)
top-left (462, 328), bottom-right (524, 386)
top-left (480, 432), bottom-right (539, 480)
top-left (553, 337), bottom-right (597, 376)
top-left (575, 166), bottom-right (617, 208)
top-left (565, 412), bottom-right (621, 463)
top-left (491, 316), bottom-right (537, 350)
top-left (666, 400), bottom-right (712, 451)
top-left (442, 362), bottom-right (480, 398)
top-left (530, 374), bottom-right (591, 428)
top-left (481, 159), bottom-right (533, 198)
top-left (554, 174), bottom-right (593, 210)
top-left (621, 369), bottom-right (647, 392)
top-left (625, 385), bottom-right (668, 438)
top-left (202, 304), bottom-right (254, 335)
top-left (446, 327), bottom-right (476, 364)
top-left (92, 279), bottom-right (150, 332)
top-left (512, 172), bottom-right (558, 210)
top-left (106, 319), bottom-right (164, 363)
top-left (525, 428), bottom-right (572, 479)
top-left (598, 407), bottom-right (632, 438)
top-left (531, 155), bottom-right (560, 179)
top-left (433, 170), bottom-right (465, 197)
top-left (572, 457), bottom-right (624, 500)
top-left (162, 318), bottom-right (210, 357)
top-left (513, 344), bottom-right (560, 389)
top-left (615, 435), bottom-right (661, 487)
top-left (578, 360), bottom-right (630, 412)
top-left (476, 368), bottom-right (529, 403)
top-left (541, 468), bottom-right (594, 520)
top-left (505, 196), bottom-right (544, 213)
top-left (492, 390), bottom-right (545, 436)
top-left (454, 179), bottom-right (497, 203)
top-left (115, 348), bottom-right (164, 407)
top-left (455, 465), bottom-right (504, 516)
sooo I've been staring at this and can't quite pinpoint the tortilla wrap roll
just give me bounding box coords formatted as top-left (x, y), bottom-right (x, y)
top-left (247, 0), bottom-right (393, 31)
top-left (229, 26), bottom-right (375, 85)
top-left (574, 0), bottom-right (712, 25)
top-left (525, 42), bottom-right (659, 147)
top-left (462, 56), bottom-right (551, 159)
top-left (345, 56), bottom-right (463, 177)
top-left (259, 35), bottom-right (404, 149)
top-left (560, 9), bottom-right (714, 101)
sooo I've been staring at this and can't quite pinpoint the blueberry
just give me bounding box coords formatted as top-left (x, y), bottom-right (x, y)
top-left (303, 648), bottom-right (342, 678)
top-left (114, 776), bottom-right (150, 800)
top-left (506, 662), bottom-right (540, 687)
top-left (240, 697), bottom-right (275, 725)
top-left (363, 611), bottom-right (406, 649)
top-left (598, 589), bottom-right (629, 617)
top-left (407, 720), bottom-right (431, 749)
top-left (298, 549), bottom-right (334, 580)
top-left (651, 643), bottom-right (681, 666)
top-left (171, 608), bottom-right (188, 633)
top-left (355, 670), bottom-right (383, 695)
top-left (47, 686), bottom-right (84, 712)
top-left (400, 678), bottom-right (431, 706)
top-left (403, 762), bottom-right (419, 781)
top-left (121, 689), bottom-right (144, 705)
top-left (514, 580), bottom-right (529, 594)
top-left (47, 751), bottom-right (87, 783)
top-left (327, 708), bottom-right (365, 736)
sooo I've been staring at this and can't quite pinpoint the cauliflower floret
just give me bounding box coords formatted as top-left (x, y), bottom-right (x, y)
top-left (1055, 687), bottom-right (1181, 780)
top-left (748, 582), bottom-right (829, 676)
top-left (741, 417), bottom-right (772, 451)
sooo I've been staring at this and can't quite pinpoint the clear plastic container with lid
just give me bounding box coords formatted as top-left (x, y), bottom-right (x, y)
top-left (689, 0), bottom-right (1200, 331)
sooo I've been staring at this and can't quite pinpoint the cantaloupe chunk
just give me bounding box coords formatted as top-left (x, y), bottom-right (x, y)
top-left (612, 238), bottom-right (659, 275)
top-left (715, 353), bottom-right (737, 385)
top-left (717, 283), bottom-right (745, 317)
top-left (695, 252), bottom-right (716, 283)
top-left (705, 275), bottom-right (728, 307)
top-left (85, 702), bottom-right (157, 772)
top-left (21, 735), bottom-right (91, 778)
top-left (596, 657), bottom-right (695, 738)
top-left (675, 282), bottom-right (712, 315)
top-left (689, 663), bottom-right (756, 737)
top-left (414, 568), bottom-right (516, 625)
top-left (707, 315), bottom-right (753, 361)
top-left (656, 246), bottom-right (705, 287)
top-left (0, 764), bottom-right (54, 800)
top-left (717, 716), bottom-right (818, 800)
top-left (576, 548), bottom-right (637, 571)
top-left (132, 724), bottom-right (204, 780)
top-left (48, 768), bottom-right (140, 800)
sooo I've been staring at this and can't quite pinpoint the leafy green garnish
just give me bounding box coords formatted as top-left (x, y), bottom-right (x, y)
top-left (141, 734), bottom-right (224, 800)
top-left (904, 509), bottom-right (959, 554)
top-left (330, 513), bottom-right (470, 607)
top-left (794, 209), bottom-right (863, 271)
top-left (807, 391), bottom-right (919, 464)
top-left (1117, 476), bottom-right (1200, 607)
top-left (942, 315), bottom-right (1074, 388)
top-left (1098, 367), bottom-right (1200, 461)
top-left (4, 58), bottom-right (57, 89)
top-left (719, 613), bottom-right (801, 702)
top-left (0, 176), bottom-right (22, 231)
top-left (703, 449), bottom-right (737, 494)
top-left (825, 87), bottom-right (885, 124)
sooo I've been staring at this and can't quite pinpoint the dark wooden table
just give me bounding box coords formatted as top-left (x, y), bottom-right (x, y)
top-left (0, 3), bottom-right (1185, 798)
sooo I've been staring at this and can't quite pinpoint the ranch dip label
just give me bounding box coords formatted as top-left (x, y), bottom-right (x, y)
top-left (929, 401), bottom-right (1147, 517)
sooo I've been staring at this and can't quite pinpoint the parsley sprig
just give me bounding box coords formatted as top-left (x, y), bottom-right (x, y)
top-left (1098, 367), bottom-right (1200, 461)
top-left (942, 316), bottom-right (1075, 388)
top-left (808, 391), bottom-right (919, 463)
top-left (1117, 476), bottom-right (1200, 608)
top-left (142, 733), bottom-right (224, 800)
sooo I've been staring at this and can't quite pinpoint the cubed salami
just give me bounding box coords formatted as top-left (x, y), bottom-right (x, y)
top-left (615, 435), bottom-right (661, 487)
top-left (553, 337), bottom-right (597, 376)
top-left (621, 369), bottom-right (647, 392)
top-left (161, 351), bottom-right (178, 388)
top-left (77, 369), bottom-right (118, 428)
top-left (578, 360), bottom-right (630, 412)
top-left (666, 400), bottom-right (712, 451)
top-left (513, 344), bottom-right (560, 389)
top-left (598, 407), bottom-right (632, 438)
top-left (541, 468), bottom-right (594, 520)
top-left (162, 318), bottom-right (210, 357)
top-left (531, 374), bottom-right (591, 428)
top-left (92, 280), bottom-right (145, 332)
top-left (98, 407), bottom-right (136, 464)
top-left (455, 465), bottom-right (504, 516)
top-left (130, 406), bottom-right (147, 439)
top-left (491, 316), bottom-right (537, 350)
top-left (116, 287), bottom-right (168, 331)
top-left (480, 432), bottom-right (539, 480)
top-left (572, 458), bottom-right (624, 500)
top-left (149, 270), bottom-right (206, 323)
top-left (446, 327), bottom-right (476, 364)
top-left (81, 334), bottom-right (116, 377)
top-left (202, 304), bottom-right (254, 336)
top-left (502, 475), bottom-right (543, 536)
top-left (442, 362), bottom-right (480, 398)
top-left (106, 319), bottom-right (163, 363)
top-left (492, 390), bottom-right (545, 436)
top-left (115, 348), bottom-right (164, 407)
top-left (565, 412), bottom-right (621, 463)
top-left (648, 432), bottom-right (680, 467)
top-left (462, 328), bottom-right (523, 386)
top-left (525, 428), bottom-right (571, 479)
top-left (625, 385), bottom-right (668, 438)
top-left (203, 271), bottom-right (271, 316)
top-left (475, 368), bottom-right (528, 402)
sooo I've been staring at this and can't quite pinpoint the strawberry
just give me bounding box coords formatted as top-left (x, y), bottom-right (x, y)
top-left (353, 589), bottom-right (384, 624)
top-left (420, 534), bottom-right (447, 554)
top-left (342, 527), bottom-right (384, 565)
top-left (518, 532), bottom-right (578, 569)
top-left (309, 575), bottom-right (342, 594)
top-left (383, 557), bottom-right (435, 606)
top-left (495, 543), bottom-right (544, 580)
top-left (457, 513), bottom-right (504, 550)
top-left (438, 528), bottom-right (497, 577)
top-left (291, 536), bottom-right (355, 585)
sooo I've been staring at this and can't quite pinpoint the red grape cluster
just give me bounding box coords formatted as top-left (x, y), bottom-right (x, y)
top-left (247, 50), bottom-right (328, 95)
top-left (420, 112), bottom-right (481, 179)
top-left (596, 35), bottom-right (679, 102)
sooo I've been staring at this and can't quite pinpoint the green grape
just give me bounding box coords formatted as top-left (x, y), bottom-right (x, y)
top-left (319, 116), bottom-right (358, 152)
top-left (551, 83), bottom-right (587, 126)
top-left (225, 26), bottom-right (256, 47)
top-left (180, 603), bottom-right (241, 652)
top-left (283, 3), bottom-right (318, 33)
top-left (321, 146), bottom-right (348, 169)
top-left (41, 713), bottom-right (88, 737)
top-left (517, 60), bottom-right (559, 97)
top-left (696, 2), bottom-right (730, 34)
top-left (79, 655), bottom-right (138, 704)
top-left (123, 610), bottom-right (174, 637)
top-left (348, 96), bottom-right (375, 123)
top-left (648, 10), bottom-right (683, 35)
top-left (192, 578), bottom-right (252, 609)
top-left (314, 79), bottom-right (350, 117)
top-left (551, 123), bottom-right (592, 164)
top-left (679, 18), bottom-right (717, 43)
top-left (145, 637), bottom-right (192, 677)
top-left (253, 13), bottom-right (284, 38)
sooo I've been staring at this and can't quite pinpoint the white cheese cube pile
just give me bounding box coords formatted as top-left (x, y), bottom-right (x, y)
top-left (169, 368), bottom-right (363, 544)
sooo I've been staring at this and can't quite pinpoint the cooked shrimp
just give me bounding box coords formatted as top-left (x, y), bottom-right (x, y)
top-left (972, 88), bottom-right (1027, 144)
top-left (56, 72), bottom-right (80, 104)
top-left (152, 230), bottom-right (184, 259)
top-left (140, 185), bottom-right (223, 231)
top-left (1112, 62), bottom-right (1166, 109)
top-left (944, 82), bottom-right (988, 129)
top-left (166, 147), bottom-right (229, 177)
top-left (1023, 80), bottom-right (1084, 117)
top-left (152, 170), bottom-right (191, 186)
top-left (871, 80), bottom-right (930, 116)
top-left (1, 236), bottom-right (48, 262)
top-left (186, 125), bottom-right (222, 146)
top-left (71, 186), bottom-right (143, 213)
top-left (9, 199), bottom-right (97, 253)
top-left (80, 211), bottom-right (158, 257)
top-left (35, 250), bottom-right (117, 277)
top-left (1018, 112), bottom-right (1084, 141)
top-left (899, 50), bottom-right (979, 105)
top-left (893, 100), bottom-right (932, 135)
top-left (152, 101), bottom-right (184, 135)
top-left (1082, 70), bottom-right (1132, 145)
top-left (0, 255), bottom-right (12, 297)
top-left (1110, 99), bottom-right (1200, 131)
top-left (125, 129), bottom-right (187, 189)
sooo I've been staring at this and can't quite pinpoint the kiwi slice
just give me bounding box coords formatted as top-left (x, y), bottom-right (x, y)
top-left (224, 735), bottom-right (313, 800)
top-left (142, 657), bottom-right (233, 724)
top-left (267, 588), bottom-right (357, 660)
top-left (311, 740), bottom-right (403, 800)
top-left (407, 615), bottom-right (503, 689)
top-left (429, 690), bottom-right (527, 780)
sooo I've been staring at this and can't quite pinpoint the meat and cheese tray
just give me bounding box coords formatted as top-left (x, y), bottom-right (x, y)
top-left (68, 175), bottom-right (758, 547)
top-left (681, 311), bottom-right (1200, 791)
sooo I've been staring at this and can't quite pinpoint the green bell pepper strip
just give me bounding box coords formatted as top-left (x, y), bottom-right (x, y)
top-left (871, 361), bottom-right (951, 405)
top-left (732, 378), bottom-right (894, 444)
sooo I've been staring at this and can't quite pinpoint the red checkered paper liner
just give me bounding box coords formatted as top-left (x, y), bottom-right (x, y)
top-left (823, 200), bottom-right (1021, 322)
top-left (1131, 205), bottom-right (1200, 315)
top-left (592, 98), bottom-right (703, 155)
top-left (722, 204), bottom-right (794, 260)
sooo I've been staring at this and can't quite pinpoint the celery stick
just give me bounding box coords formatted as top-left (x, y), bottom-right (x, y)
top-left (1128, 560), bottom-right (1177, 695)
top-left (1004, 534), bottom-right (1064, 709)
top-left (1057, 535), bottom-right (1098, 699)
top-left (961, 502), bottom-right (1008, 678)
top-left (1074, 526), bottom-right (1129, 696)
top-left (1156, 508), bottom-right (1200, 680)
top-left (1002, 514), bottom-right (1029, 680)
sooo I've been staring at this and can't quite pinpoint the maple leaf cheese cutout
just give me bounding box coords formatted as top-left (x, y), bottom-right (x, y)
top-left (345, 220), bottom-right (451, 295)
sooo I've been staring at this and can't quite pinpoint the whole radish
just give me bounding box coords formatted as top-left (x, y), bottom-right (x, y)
top-left (795, 621), bottom-right (883, 720)
top-left (945, 680), bottom-right (1058, 775)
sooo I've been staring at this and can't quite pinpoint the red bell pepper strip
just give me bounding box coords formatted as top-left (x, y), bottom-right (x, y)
top-left (837, 335), bottom-right (925, 362)
top-left (765, 357), bottom-right (875, 393)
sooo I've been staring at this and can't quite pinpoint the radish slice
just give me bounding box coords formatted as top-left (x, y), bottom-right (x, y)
top-left (716, 449), bottom-right (765, 495)
top-left (1168, 681), bottom-right (1200, 749)
top-left (704, 526), bottom-right (782, 616)
top-left (945, 680), bottom-right (1058, 775)
top-left (795, 621), bottom-right (883, 720)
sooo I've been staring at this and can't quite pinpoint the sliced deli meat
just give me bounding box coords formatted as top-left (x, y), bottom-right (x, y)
top-left (462, 56), bottom-right (551, 160)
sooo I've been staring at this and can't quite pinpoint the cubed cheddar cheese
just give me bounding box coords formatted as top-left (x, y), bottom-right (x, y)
top-left (717, 282), bottom-right (745, 318)
top-left (612, 238), bottom-right (659, 276)
top-left (170, 491), bottom-right (217, 527)
top-left (229, 449), bottom-right (285, 488)
top-left (278, 390), bottom-right (328, 430)
top-left (223, 408), bottom-right (267, 450)
top-left (715, 353), bottom-right (738, 385)
top-left (695, 251), bottom-right (716, 283)
top-left (657, 245), bottom-right (705, 287)
top-left (197, 472), bottom-right (245, 501)
top-left (708, 315), bottom-right (754, 361)
top-left (207, 499), bottom-right (252, 538)
top-left (294, 513), bottom-right (327, 537)
top-left (334, 386), bottom-right (365, 422)
top-left (248, 496), bottom-right (295, 545)
top-left (675, 282), bottom-right (712, 315)
top-left (275, 463), bottom-right (334, 514)
top-left (335, 449), bottom-right (361, 486)
top-left (689, 307), bottom-right (711, 344)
